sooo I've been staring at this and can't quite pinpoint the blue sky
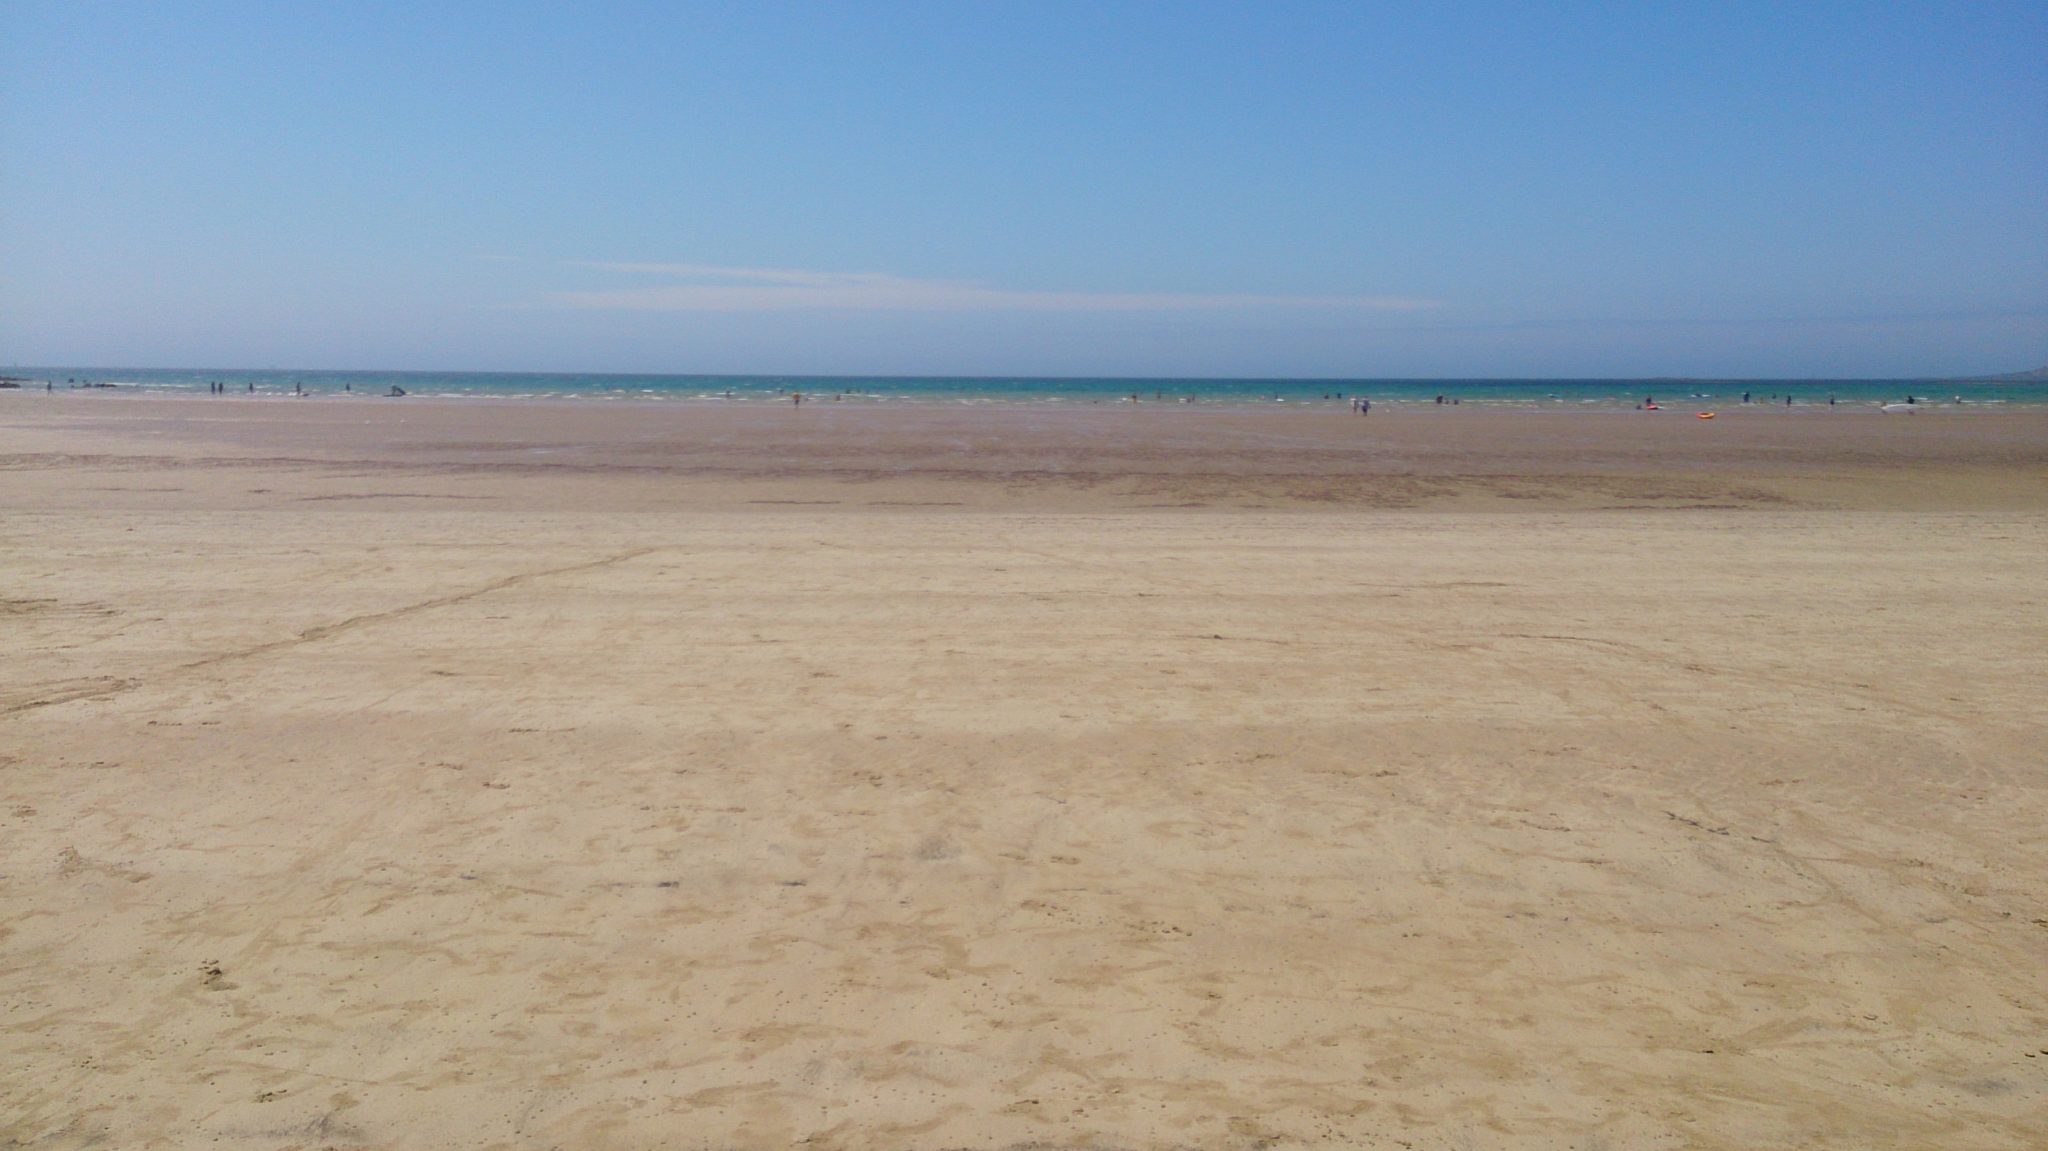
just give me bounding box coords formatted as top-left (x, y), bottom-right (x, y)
top-left (3, 1), bottom-right (2044, 377)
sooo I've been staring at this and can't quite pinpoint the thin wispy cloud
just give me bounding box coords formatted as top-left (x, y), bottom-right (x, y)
top-left (547, 262), bottom-right (1439, 314)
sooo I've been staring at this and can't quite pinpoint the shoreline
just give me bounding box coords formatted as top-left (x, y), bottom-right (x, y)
top-left (5, 391), bottom-right (2045, 515)
top-left (6, 388), bottom-right (2032, 413)
top-left (8, 364), bottom-right (2038, 411)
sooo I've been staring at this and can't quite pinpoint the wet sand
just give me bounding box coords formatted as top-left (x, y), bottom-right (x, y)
top-left (5, 393), bottom-right (2046, 513)
top-left (3, 395), bottom-right (2046, 1149)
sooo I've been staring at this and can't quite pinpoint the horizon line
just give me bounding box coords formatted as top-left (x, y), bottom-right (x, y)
top-left (7, 362), bottom-right (2041, 384)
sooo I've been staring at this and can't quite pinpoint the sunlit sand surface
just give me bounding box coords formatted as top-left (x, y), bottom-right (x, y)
top-left (4, 397), bottom-right (2044, 1149)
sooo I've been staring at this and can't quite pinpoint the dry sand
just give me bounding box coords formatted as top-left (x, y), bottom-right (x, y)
top-left (3, 395), bottom-right (2046, 1149)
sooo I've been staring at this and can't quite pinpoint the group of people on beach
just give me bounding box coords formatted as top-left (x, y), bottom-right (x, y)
top-left (189, 379), bottom-right (395, 396)
top-left (786, 388), bottom-right (876, 405)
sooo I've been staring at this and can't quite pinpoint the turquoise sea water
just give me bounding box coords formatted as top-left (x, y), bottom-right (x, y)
top-left (9, 368), bottom-right (2046, 408)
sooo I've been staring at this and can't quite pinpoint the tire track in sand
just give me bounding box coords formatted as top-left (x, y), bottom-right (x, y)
top-left (0, 547), bottom-right (662, 716)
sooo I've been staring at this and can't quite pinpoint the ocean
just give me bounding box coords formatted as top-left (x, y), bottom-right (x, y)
top-left (9, 367), bottom-right (2044, 408)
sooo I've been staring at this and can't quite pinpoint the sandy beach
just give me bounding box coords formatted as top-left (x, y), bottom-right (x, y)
top-left (3, 395), bottom-right (2045, 1149)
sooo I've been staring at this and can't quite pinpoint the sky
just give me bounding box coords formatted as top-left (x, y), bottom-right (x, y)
top-left (2, 1), bottom-right (2044, 378)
